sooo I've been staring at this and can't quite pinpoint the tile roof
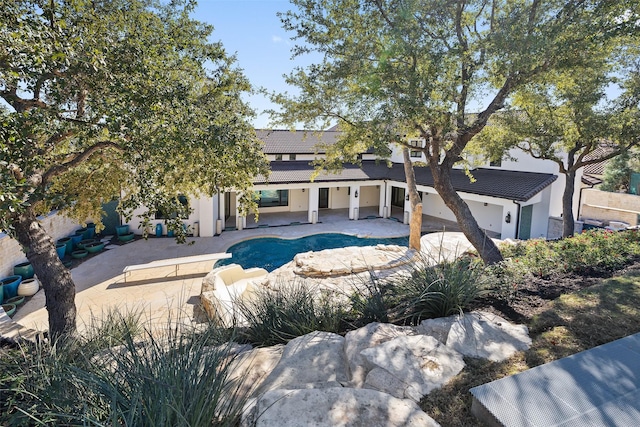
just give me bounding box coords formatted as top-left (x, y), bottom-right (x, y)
top-left (255, 161), bottom-right (557, 202)
top-left (256, 129), bottom-right (341, 154)
top-left (583, 145), bottom-right (615, 175)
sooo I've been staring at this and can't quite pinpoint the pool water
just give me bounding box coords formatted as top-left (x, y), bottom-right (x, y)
top-left (216, 233), bottom-right (409, 272)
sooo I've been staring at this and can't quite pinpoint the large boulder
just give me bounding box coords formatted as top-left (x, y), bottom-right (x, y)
top-left (293, 245), bottom-right (417, 277)
top-left (361, 335), bottom-right (465, 402)
top-left (257, 331), bottom-right (349, 392)
top-left (243, 388), bottom-right (440, 427)
top-left (227, 345), bottom-right (284, 399)
top-left (445, 311), bottom-right (532, 362)
top-left (344, 322), bottom-right (417, 387)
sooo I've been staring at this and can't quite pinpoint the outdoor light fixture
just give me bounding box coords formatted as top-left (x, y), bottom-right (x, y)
top-left (355, 190), bottom-right (359, 198)
top-left (405, 194), bottom-right (409, 201)
top-left (505, 212), bottom-right (512, 223)
top-left (302, 188), bottom-right (305, 192)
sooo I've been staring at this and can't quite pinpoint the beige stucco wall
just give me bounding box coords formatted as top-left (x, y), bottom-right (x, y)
top-left (580, 188), bottom-right (640, 226)
top-left (0, 212), bottom-right (81, 277)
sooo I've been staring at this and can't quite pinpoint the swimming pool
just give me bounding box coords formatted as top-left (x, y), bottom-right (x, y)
top-left (217, 233), bottom-right (409, 272)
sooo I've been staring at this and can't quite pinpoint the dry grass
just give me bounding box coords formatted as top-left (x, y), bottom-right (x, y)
top-left (420, 267), bottom-right (640, 426)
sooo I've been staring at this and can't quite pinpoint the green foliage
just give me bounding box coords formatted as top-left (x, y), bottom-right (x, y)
top-left (272, 0), bottom-right (637, 264)
top-left (1, 0), bottom-right (270, 336)
top-left (389, 257), bottom-right (489, 325)
top-left (347, 275), bottom-right (390, 327)
top-left (0, 311), bottom-right (247, 426)
top-left (0, 0), bottom-right (269, 234)
top-left (600, 149), bottom-right (640, 193)
top-left (499, 229), bottom-right (640, 281)
top-left (235, 281), bottom-right (348, 346)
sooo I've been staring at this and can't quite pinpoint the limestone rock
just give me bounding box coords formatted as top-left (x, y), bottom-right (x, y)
top-left (420, 232), bottom-right (501, 263)
top-left (344, 322), bottom-right (417, 387)
top-left (446, 311), bottom-right (532, 362)
top-left (293, 245), bottom-right (416, 277)
top-left (418, 316), bottom-right (457, 344)
top-left (228, 345), bottom-right (284, 398)
top-left (201, 269), bottom-right (217, 293)
top-left (257, 331), bottom-right (348, 392)
top-left (361, 335), bottom-right (465, 401)
top-left (243, 388), bottom-right (440, 427)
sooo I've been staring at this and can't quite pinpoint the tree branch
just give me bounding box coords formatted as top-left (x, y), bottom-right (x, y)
top-left (42, 140), bottom-right (124, 185)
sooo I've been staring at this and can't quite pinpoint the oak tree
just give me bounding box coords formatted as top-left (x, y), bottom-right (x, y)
top-left (271, 0), bottom-right (637, 263)
top-left (476, 50), bottom-right (640, 236)
top-left (1, 0), bottom-right (269, 339)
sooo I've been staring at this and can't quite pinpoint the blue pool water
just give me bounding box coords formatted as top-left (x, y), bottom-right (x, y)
top-left (217, 233), bottom-right (409, 272)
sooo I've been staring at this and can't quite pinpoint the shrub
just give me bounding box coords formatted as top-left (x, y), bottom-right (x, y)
top-left (0, 311), bottom-right (248, 426)
top-left (389, 256), bottom-right (488, 324)
top-left (484, 257), bottom-right (532, 301)
top-left (235, 281), bottom-right (348, 346)
top-left (347, 274), bottom-right (390, 327)
top-left (500, 230), bottom-right (640, 280)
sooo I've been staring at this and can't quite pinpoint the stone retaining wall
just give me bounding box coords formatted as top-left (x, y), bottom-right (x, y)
top-left (580, 188), bottom-right (640, 226)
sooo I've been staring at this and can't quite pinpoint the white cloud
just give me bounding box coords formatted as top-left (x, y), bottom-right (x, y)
top-left (272, 35), bottom-right (283, 43)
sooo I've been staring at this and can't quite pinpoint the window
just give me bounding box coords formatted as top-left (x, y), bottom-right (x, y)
top-left (290, 154), bottom-right (297, 160)
top-left (409, 139), bottom-right (422, 158)
top-left (275, 154), bottom-right (283, 161)
top-left (155, 195), bottom-right (189, 219)
top-left (256, 190), bottom-right (289, 207)
top-left (490, 159), bottom-right (502, 167)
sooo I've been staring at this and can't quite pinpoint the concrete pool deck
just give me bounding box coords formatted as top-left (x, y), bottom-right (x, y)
top-left (14, 211), bottom-right (450, 333)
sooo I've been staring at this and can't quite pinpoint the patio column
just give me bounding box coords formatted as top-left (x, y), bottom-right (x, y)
top-left (349, 185), bottom-right (360, 220)
top-left (217, 191), bottom-right (225, 234)
top-left (236, 193), bottom-right (245, 230)
top-left (403, 187), bottom-right (411, 224)
top-left (378, 183), bottom-right (387, 217)
top-left (198, 196), bottom-right (215, 237)
top-left (308, 187), bottom-right (319, 223)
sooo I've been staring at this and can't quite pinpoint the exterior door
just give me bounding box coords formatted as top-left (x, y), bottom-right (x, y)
top-left (101, 200), bottom-right (120, 235)
top-left (225, 192), bottom-right (231, 220)
top-left (391, 187), bottom-right (405, 208)
top-left (319, 188), bottom-right (329, 209)
top-left (519, 205), bottom-right (533, 240)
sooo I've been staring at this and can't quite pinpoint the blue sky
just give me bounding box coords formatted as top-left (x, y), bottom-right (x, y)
top-left (193, 0), bottom-right (313, 129)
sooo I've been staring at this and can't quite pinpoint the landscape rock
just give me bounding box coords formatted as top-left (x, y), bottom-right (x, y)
top-left (446, 311), bottom-right (532, 362)
top-left (344, 322), bottom-right (417, 387)
top-left (293, 244), bottom-right (417, 277)
top-left (361, 335), bottom-right (465, 402)
top-left (417, 316), bottom-right (457, 344)
top-left (256, 331), bottom-right (349, 392)
top-left (228, 345), bottom-right (284, 398)
top-left (243, 388), bottom-right (440, 427)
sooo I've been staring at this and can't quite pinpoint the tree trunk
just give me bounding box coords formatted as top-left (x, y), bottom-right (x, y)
top-left (432, 167), bottom-right (504, 265)
top-left (402, 148), bottom-right (422, 251)
top-left (14, 211), bottom-right (77, 341)
top-left (562, 170), bottom-right (577, 238)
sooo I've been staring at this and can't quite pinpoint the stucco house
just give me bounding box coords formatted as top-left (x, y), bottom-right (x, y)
top-left (127, 129), bottom-right (583, 240)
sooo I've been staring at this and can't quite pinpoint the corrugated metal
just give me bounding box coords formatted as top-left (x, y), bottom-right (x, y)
top-left (470, 333), bottom-right (640, 426)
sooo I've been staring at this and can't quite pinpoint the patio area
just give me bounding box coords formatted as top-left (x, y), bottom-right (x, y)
top-left (13, 214), bottom-right (417, 333)
top-left (231, 207), bottom-right (465, 234)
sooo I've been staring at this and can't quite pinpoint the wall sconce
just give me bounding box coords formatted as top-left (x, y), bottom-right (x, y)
top-left (302, 188), bottom-right (305, 192)
top-left (336, 187), bottom-right (339, 191)
top-left (405, 194), bottom-right (409, 201)
top-left (354, 190), bottom-right (359, 198)
top-left (505, 212), bottom-right (511, 223)
top-left (483, 202), bottom-right (488, 206)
